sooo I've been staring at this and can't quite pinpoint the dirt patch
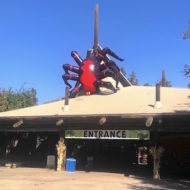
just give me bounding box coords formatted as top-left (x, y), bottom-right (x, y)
top-left (0, 167), bottom-right (190, 190)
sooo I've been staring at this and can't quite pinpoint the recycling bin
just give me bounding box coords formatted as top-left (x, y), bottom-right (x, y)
top-left (66, 158), bottom-right (76, 172)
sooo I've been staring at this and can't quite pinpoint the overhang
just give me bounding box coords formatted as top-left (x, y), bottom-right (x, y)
top-left (0, 86), bottom-right (190, 132)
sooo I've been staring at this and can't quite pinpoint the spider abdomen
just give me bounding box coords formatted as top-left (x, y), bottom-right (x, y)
top-left (80, 59), bottom-right (97, 93)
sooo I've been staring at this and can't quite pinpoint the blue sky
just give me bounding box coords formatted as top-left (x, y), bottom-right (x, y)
top-left (0, 0), bottom-right (190, 104)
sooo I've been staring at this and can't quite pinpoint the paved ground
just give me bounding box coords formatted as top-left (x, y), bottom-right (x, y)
top-left (0, 167), bottom-right (190, 190)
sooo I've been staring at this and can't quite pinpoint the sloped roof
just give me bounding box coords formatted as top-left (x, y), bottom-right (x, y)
top-left (0, 86), bottom-right (189, 118)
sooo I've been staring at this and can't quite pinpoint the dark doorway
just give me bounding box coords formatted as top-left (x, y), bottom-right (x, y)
top-left (0, 132), bottom-right (59, 168)
top-left (65, 139), bottom-right (151, 175)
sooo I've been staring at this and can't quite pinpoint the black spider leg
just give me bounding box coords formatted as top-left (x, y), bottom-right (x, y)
top-left (99, 66), bottom-right (119, 89)
top-left (96, 80), bottom-right (117, 93)
top-left (62, 67), bottom-right (82, 98)
top-left (62, 64), bottom-right (79, 88)
top-left (63, 64), bottom-right (79, 74)
top-left (100, 61), bottom-right (120, 79)
top-left (62, 73), bottom-right (79, 89)
top-left (71, 51), bottom-right (83, 66)
top-left (68, 51), bottom-right (83, 93)
top-left (63, 50), bottom-right (83, 98)
top-left (69, 81), bottom-right (83, 98)
top-left (102, 47), bottom-right (124, 62)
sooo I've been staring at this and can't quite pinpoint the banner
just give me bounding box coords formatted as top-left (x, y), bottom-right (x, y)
top-left (65, 130), bottom-right (150, 140)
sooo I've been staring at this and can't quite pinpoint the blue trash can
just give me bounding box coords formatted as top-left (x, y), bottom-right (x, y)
top-left (66, 158), bottom-right (76, 172)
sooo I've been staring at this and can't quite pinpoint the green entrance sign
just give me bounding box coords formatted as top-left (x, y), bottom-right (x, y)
top-left (65, 130), bottom-right (150, 140)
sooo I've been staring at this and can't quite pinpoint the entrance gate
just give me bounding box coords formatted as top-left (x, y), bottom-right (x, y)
top-left (65, 130), bottom-right (150, 172)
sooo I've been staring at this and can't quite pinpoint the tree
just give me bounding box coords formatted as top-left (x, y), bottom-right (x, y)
top-left (183, 21), bottom-right (190, 87)
top-left (184, 64), bottom-right (190, 78)
top-left (120, 66), bottom-right (126, 76)
top-left (162, 81), bottom-right (172, 87)
top-left (143, 83), bottom-right (152, 86)
top-left (128, 71), bottom-right (139, 85)
top-left (183, 20), bottom-right (190, 39)
top-left (0, 87), bottom-right (38, 112)
top-left (184, 65), bottom-right (190, 88)
top-left (158, 80), bottom-right (172, 87)
top-left (156, 80), bottom-right (172, 87)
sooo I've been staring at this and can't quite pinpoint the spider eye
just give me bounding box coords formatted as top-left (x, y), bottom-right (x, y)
top-left (89, 64), bottom-right (94, 71)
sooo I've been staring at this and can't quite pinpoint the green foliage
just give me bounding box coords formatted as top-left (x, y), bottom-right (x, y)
top-left (158, 80), bottom-right (172, 87)
top-left (143, 83), bottom-right (152, 86)
top-left (184, 64), bottom-right (190, 88)
top-left (183, 21), bottom-right (190, 87)
top-left (128, 71), bottom-right (139, 85)
top-left (164, 81), bottom-right (172, 87)
top-left (184, 64), bottom-right (190, 78)
top-left (0, 87), bottom-right (37, 112)
top-left (183, 20), bottom-right (190, 39)
top-left (121, 69), bottom-right (151, 86)
top-left (120, 66), bottom-right (126, 76)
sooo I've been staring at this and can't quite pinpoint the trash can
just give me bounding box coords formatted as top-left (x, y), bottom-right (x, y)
top-left (47, 155), bottom-right (55, 169)
top-left (66, 158), bottom-right (76, 172)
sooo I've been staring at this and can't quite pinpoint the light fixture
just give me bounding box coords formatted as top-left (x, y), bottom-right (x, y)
top-left (99, 117), bottom-right (106, 125)
top-left (145, 117), bottom-right (153, 127)
top-left (13, 119), bottom-right (23, 128)
top-left (56, 119), bottom-right (64, 126)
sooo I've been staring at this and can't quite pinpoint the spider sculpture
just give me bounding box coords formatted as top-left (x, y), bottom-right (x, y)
top-left (62, 47), bottom-right (124, 98)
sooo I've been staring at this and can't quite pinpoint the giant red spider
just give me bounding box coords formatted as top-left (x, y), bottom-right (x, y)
top-left (62, 47), bottom-right (124, 98)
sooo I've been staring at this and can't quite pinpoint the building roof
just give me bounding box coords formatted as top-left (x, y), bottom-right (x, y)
top-left (0, 86), bottom-right (189, 118)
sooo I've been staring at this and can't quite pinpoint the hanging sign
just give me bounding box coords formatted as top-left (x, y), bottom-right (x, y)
top-left (65, 130), bottom-right (150, 140)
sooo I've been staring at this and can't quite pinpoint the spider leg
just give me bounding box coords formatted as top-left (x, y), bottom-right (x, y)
top-left (63, 64), bottom-right (79, 74)
top-left (70, 82), bottom-right (82, 98)
top-left (98, 68), bottom-right (119, 89)
top-left (102, 47), bottom-right (124, 62)
top-left (62, 73), bottom-right (79, 89)
top-left (100, 60), bottom-right (120, 73)
top-left (97, 80), bottom-right (117, 93)
top-left (71, 51), bottom-right (83, 66)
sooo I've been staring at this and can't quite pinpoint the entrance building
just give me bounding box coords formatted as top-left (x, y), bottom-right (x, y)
top-left (0, 86), bottom-right (190, 179)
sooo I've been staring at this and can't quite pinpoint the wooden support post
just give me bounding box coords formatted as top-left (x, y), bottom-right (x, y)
top-left (65, 87), bottom-right (69, 106)
top-left (94, 4), bottom-right (98, 49)
top-left (156, 83), bottom-right (160, 102)
top-left (150, 131), bottom-right (164, 180)
top-left (150, 145), bottom-right (164, 180)
top-left (64, 87), bottom-right (69, 111)
top-left (161, 70), bottom-right (166, 87)
top-left (154, 83), bottom-right (162, 109)
top-left (56, 131), bottom-right (66, 171)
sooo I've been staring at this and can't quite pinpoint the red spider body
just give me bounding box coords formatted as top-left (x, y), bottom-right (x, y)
top-left (80, 59), bottom-right (98, 93)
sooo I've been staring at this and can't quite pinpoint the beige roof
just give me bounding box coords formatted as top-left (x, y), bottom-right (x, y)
top-left (0, 86), bottom-right (189, 118)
